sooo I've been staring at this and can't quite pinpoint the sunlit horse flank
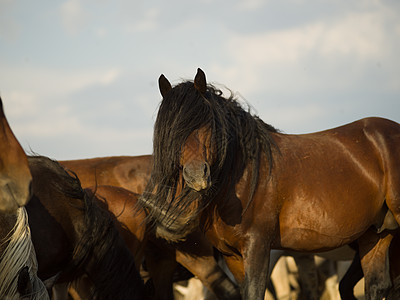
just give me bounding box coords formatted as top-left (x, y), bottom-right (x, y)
top-left (0, 97), bottom-right (46, 299)
top-left (140, 68), bottom-right (400, 300)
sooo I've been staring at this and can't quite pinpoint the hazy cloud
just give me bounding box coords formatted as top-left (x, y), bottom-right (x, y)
top-left (125, 8), bottom-right (160, 33)
top-left (0, 1), bottom-right (21, 42)
top-left (60, 0), bottom-right (88, 36)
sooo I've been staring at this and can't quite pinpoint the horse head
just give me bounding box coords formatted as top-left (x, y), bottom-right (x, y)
top-left (158, 69), bottom-right (214, 193)
top-left (0, 98), bottom-right (32, 213)
top-left (146, 68), bottom-right (273, 241)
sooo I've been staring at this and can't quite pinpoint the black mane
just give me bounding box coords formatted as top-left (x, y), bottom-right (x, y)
top-left (142, 79), bottom-right (278, 234)
top-left (28, 156), bottom-right (146, 299)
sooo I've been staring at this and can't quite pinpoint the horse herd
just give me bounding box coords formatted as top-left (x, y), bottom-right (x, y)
top-left (1, 68), bottom-right (400, 300)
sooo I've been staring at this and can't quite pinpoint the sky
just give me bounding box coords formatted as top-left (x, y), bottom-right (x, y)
top-left (0, 0), bottom-right (399, 160)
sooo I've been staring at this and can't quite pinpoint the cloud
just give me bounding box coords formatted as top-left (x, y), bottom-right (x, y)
top-left (260, 103), bottom-right (326, 133)
top-left (0, 1), bottom-right (21, 42)
top-left (218, 7), bottom-right (399, 95)
top-left (99, 69), bottom-right (121, 85)
top-left (13, 109), bottom-right (80, 138)
top-left (228, 11), bottom-right (388, 65)
top-left (125, 8), bottom-right (160, 33)
top-left (2, 91), bottom-right (38, 118)
top-left (1, 65), bottom-right (124, 151)
top-left (235, 0), bottom-right (266, 11)
top-left (1, 65), bottom-right (122, 101)
top-left (60, 0), bottom-right (88, 35)
top-left (16, 116), bottom-right (153, 159)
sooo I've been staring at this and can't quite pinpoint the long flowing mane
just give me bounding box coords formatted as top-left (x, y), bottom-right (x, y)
top-left (0, 207), bottom-right (48, 299)
top-left (28, 156), bottom-right (145, 299)
top-left (142, 79), bottom-right (279, 234)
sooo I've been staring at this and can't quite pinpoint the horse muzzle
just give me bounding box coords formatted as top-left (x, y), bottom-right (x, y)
top-left (183, 161), bottom-right (211, 192)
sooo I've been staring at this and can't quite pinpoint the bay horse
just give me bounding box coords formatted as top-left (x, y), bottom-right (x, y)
top-left (139, 68), bottom-right (400, 300)
top-left (60, 156), bottom-right (241, 300)
top-left (26, 155), bottom-right (147, 299)
top-left (60, 155), bottom-right (361, 299)
top-left (0, 98), bottom-right (46, 299)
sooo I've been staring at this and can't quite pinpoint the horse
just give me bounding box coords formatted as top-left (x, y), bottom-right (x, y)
top-left (26, 155), bottom-right (147, 299)
top-left (60, 155), bottom-right (361, 299)
top-left (139, 68), bottom-right (400, 300)
top-left (0, 97), bottom-right (47, 299)
top-left (60, 156), bottom-right (241, 300)
top-left (0, 97), bottom-right (32, 213)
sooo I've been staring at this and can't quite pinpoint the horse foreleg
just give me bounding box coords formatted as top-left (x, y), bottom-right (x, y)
top-left (174, 231), bottom-right (241, 300)
top-left (176, 250), bottom-right (241, 300)
top-left (242, 239), bottom-right (271, 300)
top-left (144, 240), bottom-right (177, 300)
top-left (358, 229), bottom-right (393, 300)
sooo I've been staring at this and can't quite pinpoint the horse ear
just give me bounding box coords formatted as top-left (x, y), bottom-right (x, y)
top-left (159, 74), bottom-right (172, 98)
top-left (194, 68), bottom-right (207, 94)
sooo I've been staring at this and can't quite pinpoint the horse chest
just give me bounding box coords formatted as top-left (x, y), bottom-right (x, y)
top-left (204, 210), bottom-right (247, 257)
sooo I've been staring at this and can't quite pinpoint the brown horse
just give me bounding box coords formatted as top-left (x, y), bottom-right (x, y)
top-left (0, 98), bottom-right (45, 299)
top-left (0, 97), bottom-right (32, 213)
top-left (26, 155), bottom-right (147, 299)
top-left (60, 156), bottom-right (363, 299)
top-left (60, 156), bottom-right (241, 300)
top-left (62, 156), bottom-right (358, 299)
top-left (139, 68), bottom-right (400, 300)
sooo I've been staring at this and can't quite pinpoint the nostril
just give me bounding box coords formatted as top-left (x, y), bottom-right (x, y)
top-left (204, 163), bottom-right (209, 176)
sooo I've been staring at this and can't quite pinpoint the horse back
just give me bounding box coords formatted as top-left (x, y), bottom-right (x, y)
top-left (60, 155), bottom-right (152, 194)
